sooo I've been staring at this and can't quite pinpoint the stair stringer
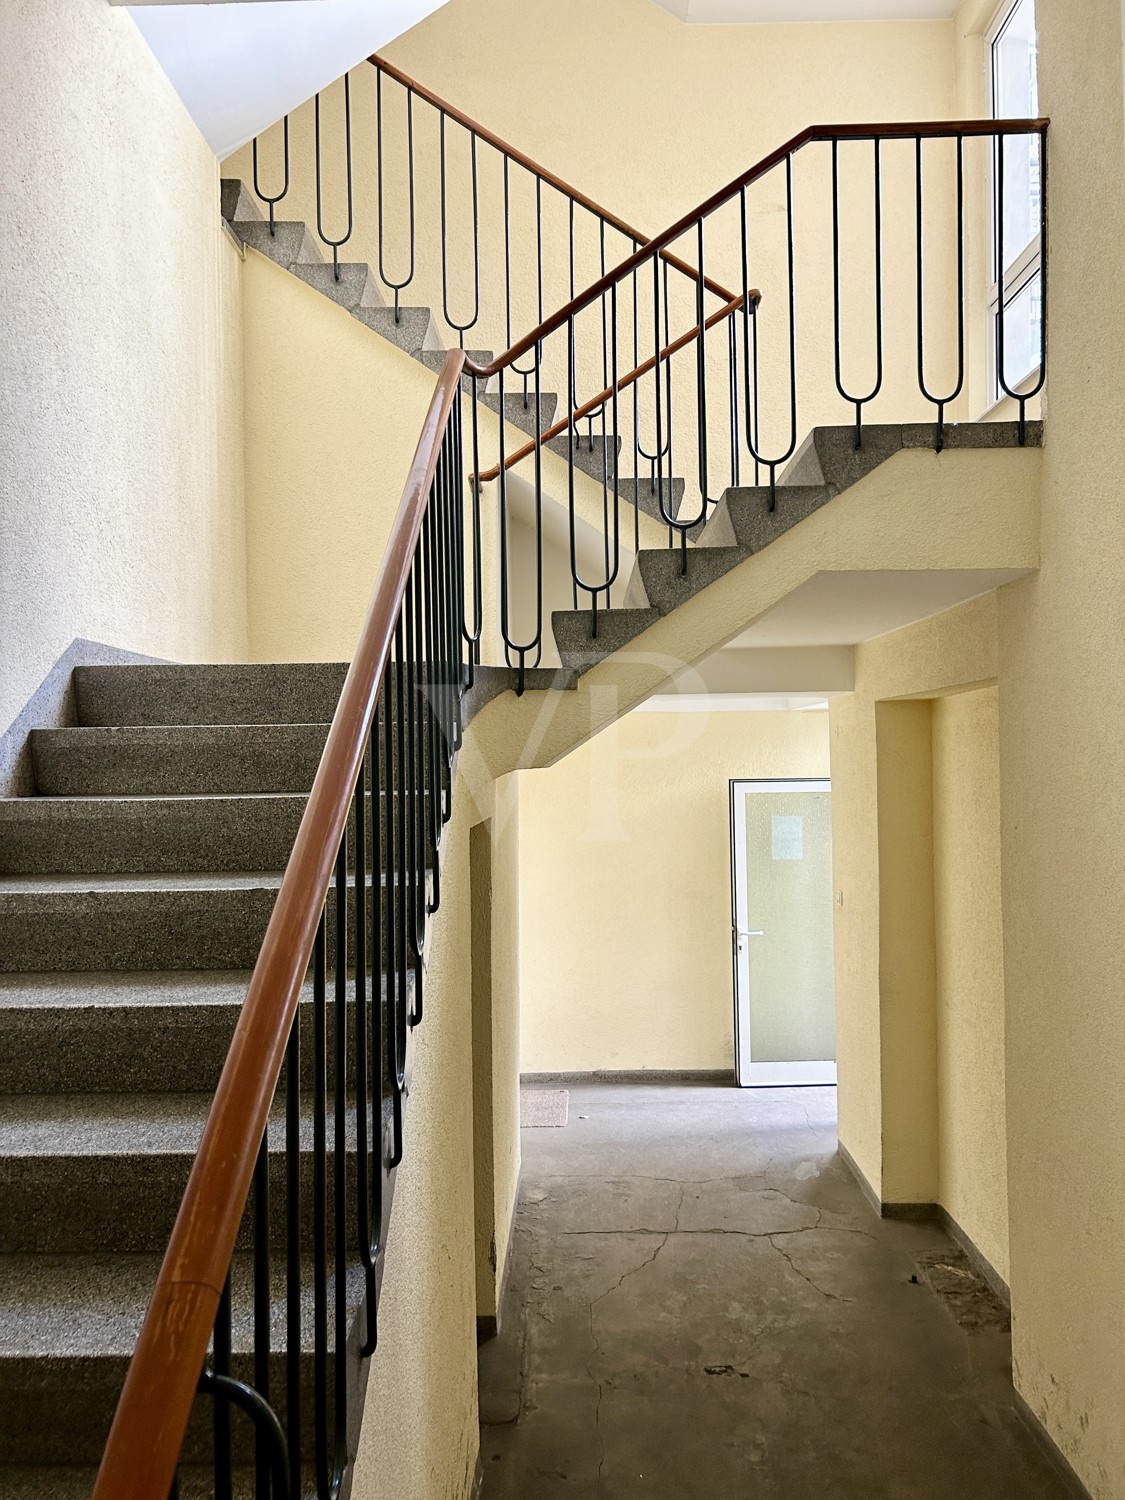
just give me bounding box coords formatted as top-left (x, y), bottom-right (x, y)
top-left (461, 443), bottom-right (1042, 781)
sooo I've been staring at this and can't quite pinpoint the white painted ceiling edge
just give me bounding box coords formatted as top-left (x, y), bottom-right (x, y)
top-left (653, 0), bottom-right (958, 21)
top-left (125, 0), bottom-right (449, 159)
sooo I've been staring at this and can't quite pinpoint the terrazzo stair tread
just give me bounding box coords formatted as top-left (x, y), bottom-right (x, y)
top-left (461, 665), bottom-right (577, 722)
top-left (551, 607), bottom-right (662, 675)
top-left (710, 482), bottom-right (836, 552)
top-left (479, 390), bottom-right (560, 440)
top-left (545, 430), bottom-right (622, 485)
top-left (231, 218), bottom-right (325, 271)
top-left (0, 1252), bottom-right (368, 1465)
top-left (75, 662), bottom-right (350, 728)
top-left (31, 723), bottom-right (333, 797)
top-left (351, 304), bottom-right (436, 357)
top-left (0, 969), bottom-right (412, 1095)
top-left (219, 178), bottom-right (263, 227)
top-left (0, 789), bottom-right (421, 876)
top-left (0, 1467), bottom-right (259, 1500)
top-left (0, 870), bottom-right (430, 973)
top-left (615, 476), bottom-right (703, 538)
top-left (780, 418), bottom-right (1044, 492)
top-left (0, 792), bottom-right (310, 875)
top-left (0, 1090), bottom-right (380, 1253)
top-left (292, 260), bottom-right (385, 311)
top-left (623, 544), bottom-right (749, 614)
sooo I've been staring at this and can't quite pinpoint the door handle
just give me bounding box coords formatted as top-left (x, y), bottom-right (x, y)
top-left (734, 927), bottom-right (765, 938)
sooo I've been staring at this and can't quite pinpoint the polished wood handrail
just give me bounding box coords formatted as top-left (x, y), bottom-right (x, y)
top-left (91, 350), bottom-right (467, 1500)
top-left (369, 53), bottom-right (738, 306)
top-left (459, 115), bottom-right (1050, 388)
top-left (474, 290), bottom-right (759, 484)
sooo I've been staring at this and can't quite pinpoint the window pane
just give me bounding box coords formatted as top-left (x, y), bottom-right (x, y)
top-left (993, 0), bottom-right (1040, 260)
top-left (997, 269), bottom-right (1042, 390)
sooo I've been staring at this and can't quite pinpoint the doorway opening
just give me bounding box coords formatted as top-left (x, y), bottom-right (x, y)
top-left (729, 778), bottom-right (837, 1088)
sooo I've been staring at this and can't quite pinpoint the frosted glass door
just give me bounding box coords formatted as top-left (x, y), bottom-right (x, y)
top-left (730, 780), bottom-right (837, 1087)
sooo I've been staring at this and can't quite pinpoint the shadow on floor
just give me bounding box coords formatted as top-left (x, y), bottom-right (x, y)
top-left (477, 1082), bottom-right (1076, 1500)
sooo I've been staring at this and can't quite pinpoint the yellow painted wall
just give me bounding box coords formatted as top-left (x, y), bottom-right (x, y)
top-left (518, 707), bottom-right (830, 1072)
top-left (0, 0), bottom-right (249, 735)
top-left (353, 775), bottom-right (480, 1499)
top-left (829, 591), bottom-right (999, 1197)
top-left (240, 250), bottom-right (437, 662)
top-left (991, 1), bottom-right (1125, 1489)
top-left (932, 686), bottom-right (1009, 1284)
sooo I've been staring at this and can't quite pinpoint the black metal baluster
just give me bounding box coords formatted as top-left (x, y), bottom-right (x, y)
top-left (312, 909), bottom-right (330, 1498)
top-left (832, 138), bottom-right (884, 449)
top-left (375, 70), bottom-right (415, 320)
top-left (314, 74), bottom-right (353, 281)
top-left (916, 134), bottom-right (965, 451)
top-left (252, 1136), bottom-right (271, 1500)
top-left (393, 613), bottom-right (409, 1121)
top-left (692, 217), bottom-right (709, 569)
top-left (744, 155), bottom-right (798, 510)
top-left (439, 114), bottom-right (480, 348)
top-left (727, 313), bottom-right (740, 490)
top-left (331, 847), bottom-right (349, 1494)
top-left (211, 1270), bottom-right (233, 1500)
top-left (994, 126), bottom-right (1047, 440)
top-left (253, 116), bottom-right (290, 235)
top-left (354, 754), bottom-right (379, 1358)
top-left (285, 1002), bottom-right (302, 1493)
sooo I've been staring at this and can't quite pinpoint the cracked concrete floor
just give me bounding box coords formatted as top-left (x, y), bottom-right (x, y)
top-left (478, 1083), bottom-right (1074, 1499)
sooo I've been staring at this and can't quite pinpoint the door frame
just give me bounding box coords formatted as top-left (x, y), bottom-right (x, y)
top-left (728, 778), bottom-right (837, 1089)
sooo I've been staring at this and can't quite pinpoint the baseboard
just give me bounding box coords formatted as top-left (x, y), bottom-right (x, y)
top-left (0, 638), bottom-right (167, 796)
top-left (835, 1144), bottom-right (1010, 1307)
top-left (1013, 1393), bottom-right (1095, 1499)
top-left (520, 1069), bottom-right (734, 1086)
top-left (477, 1166), bottom-right (521, 1344)
top-left (933, 1205), bottom-right (1010, 1310)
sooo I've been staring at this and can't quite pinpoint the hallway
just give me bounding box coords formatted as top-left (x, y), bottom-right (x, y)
top-left (479, 1084), bottom-right (1075, 1499)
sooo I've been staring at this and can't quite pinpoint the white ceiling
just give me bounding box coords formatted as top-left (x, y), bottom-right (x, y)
top-left (654, 0), bottom-right (958, 21)
top-left (126, 0), bottom-right (448, 158)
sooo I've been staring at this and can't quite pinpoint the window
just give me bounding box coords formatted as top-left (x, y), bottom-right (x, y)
top-left (987, 0), bottom-right (1042, 395)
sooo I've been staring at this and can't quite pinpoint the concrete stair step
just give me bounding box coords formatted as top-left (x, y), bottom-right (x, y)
top-left (479, 390), bottom-right (560, 440)
top-left (351, 305), bottom-right (435, 357)
top-left (231, 217), bottom-right (324, 272)
top-left (551, 607), bottom-right (661, 675)
top-left (30, 724), bottom-right (332, 797)
top-left (780, 418), bottom-right (1044, 492)
top-left (0, 1251), bottom-right (367, 1465)
top-left (615, 476), bottom-right (703, 537)
top-left (702, 484), bottom-right (834, 552)
top-left (0, 1465), bottom-right (257, 1499)
top-left (0, 1089), bottom-right (387, 1254)
top-left (291, 261), bottom-right (384, 312)
top-left (0, 793), bottom-right (309, 875)
top-left (0, 970), bottom-right (409, 1096)
top-left (75, 662), bottom-right (348, 729)
top-left (0, 871), bottom-right (424, 973)
top-left (623, 545), bottom-right (748, 614)
top-left (546, 429), bottom-right (622, 486)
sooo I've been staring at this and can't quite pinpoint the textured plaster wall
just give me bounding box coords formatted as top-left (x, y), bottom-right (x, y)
top-left (932, 686), bottom-right (1009, 1284)
top-left (518, 708), bottom-right (830, 1073)
top-left (829, 592), bottom-right (998, 1196)
top-left (353, 774), bottom-right (480, 1500)
top-left (240, 251), bottom-right (437, 663)
top-left (992, 1), bottom-right (1125, 1490)
top-left (0, 0), bottom-right (249, 735)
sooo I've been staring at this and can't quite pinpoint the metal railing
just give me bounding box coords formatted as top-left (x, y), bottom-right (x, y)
top-left (94, 98), bottom-right (1048, 1500)
top-left (91, 353), bottom-right (472, 1500)
top-left (460, 117), bottom-right (1047, 684)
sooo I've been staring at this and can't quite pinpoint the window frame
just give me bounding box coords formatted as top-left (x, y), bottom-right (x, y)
top-left (985, 0), bottom-right (1042, 401)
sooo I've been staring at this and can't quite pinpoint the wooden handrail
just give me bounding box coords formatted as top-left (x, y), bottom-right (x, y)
top-left (91, 350), bottom-right (467, 1500)
top-left (369, 53), bottom-right (739, 306)
top-left (474, 290), bottom-right (759, 484)
top-left (459, 115), bottom-right (1050, 387)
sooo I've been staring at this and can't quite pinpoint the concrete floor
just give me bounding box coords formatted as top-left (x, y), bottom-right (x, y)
top-left (478, 1083), bottom-right (1076, 1500)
